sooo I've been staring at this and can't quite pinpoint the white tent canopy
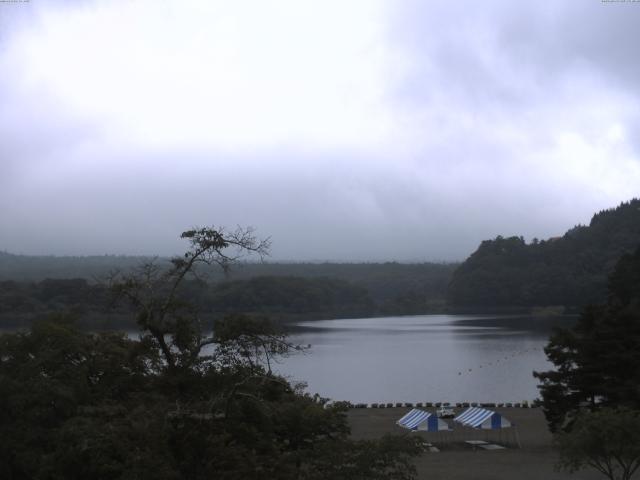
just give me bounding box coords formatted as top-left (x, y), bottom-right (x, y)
top-left (454, 407), bottom-right (512, 430)
top-left (397, 409), bottom-right (451, 432)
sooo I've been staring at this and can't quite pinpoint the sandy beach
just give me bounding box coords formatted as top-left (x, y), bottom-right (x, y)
top-left (347, 407), bottom-right (603, 480)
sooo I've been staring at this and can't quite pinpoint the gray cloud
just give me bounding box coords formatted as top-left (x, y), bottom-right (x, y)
top-left (1, 1), bottom-right (639, 261)
top-left (0, 146), bottom-right (615, 260)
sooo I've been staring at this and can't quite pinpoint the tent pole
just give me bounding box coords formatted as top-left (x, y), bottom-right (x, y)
top-left (514, 427), bottom-right (522, 449)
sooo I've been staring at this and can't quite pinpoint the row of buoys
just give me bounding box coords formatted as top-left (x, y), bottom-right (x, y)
top-left (348, 401), bottom-right (534, 409)
top-left (456, 347), bottom-right (542, 376)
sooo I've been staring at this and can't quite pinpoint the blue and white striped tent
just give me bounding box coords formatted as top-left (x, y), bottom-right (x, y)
top-left (397, 409), bottom-right (451, 432)
top-left (453, 407), bottom-right (512, 430)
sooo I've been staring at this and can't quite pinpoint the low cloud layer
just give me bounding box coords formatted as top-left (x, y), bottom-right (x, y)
top-left (1, 1), bottom-right (639, 261)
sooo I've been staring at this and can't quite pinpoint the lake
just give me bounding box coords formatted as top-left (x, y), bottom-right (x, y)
top-left (274, 314), bottom-right (574, 404)
top-left (0, 313), bottom-right (570, 404)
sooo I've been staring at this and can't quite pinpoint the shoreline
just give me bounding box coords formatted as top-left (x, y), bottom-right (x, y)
top-left (343, 400), bottom-right (535, 409)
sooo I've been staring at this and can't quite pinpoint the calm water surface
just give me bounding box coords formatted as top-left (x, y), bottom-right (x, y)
top-left (274, 314), bottom-right (574, 404)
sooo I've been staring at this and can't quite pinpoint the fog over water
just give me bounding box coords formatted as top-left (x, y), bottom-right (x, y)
top-left (1, 1), bottom-right (640, 260)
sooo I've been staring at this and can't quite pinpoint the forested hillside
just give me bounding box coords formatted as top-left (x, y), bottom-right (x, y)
top-left (0, 276), bottom-right (376, 329)
top-left (0, 252), bottom-right (147, 281)
top-left (227, 262), bottom-right (455, 314)
top-left (0, 260), bottom-right (457, 328)
top-left (207, 276), bottom-right (375, 318)
top-left (0, 266), bottom-right (455, 330)
top-left (448, 199), bottom-right (640, 308)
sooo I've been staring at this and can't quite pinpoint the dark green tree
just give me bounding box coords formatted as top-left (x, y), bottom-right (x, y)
top-left (448, 198), bottom-right (640, 308)
top-left (0, 316), bottom-right (167, 479)
top-left (534, 245), bottom-right (640, 432)
top-left (555, 408), bottom-right (640, 480)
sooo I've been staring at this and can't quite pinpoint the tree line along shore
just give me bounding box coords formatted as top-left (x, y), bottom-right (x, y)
top-left (1, 199), bottom-right (639, 331)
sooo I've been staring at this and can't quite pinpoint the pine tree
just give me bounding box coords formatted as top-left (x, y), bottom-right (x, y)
top-left (534, 245), bottom-right (640, 432)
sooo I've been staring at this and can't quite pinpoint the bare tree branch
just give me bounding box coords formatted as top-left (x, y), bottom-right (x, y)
top-left (107, 226), bottom-right (270, 369)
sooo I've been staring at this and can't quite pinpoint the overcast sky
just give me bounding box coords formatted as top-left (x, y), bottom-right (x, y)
top-left (1, 0), bottom-right (639, 261)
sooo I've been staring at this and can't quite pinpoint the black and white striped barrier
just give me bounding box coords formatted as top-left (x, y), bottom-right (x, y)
top-left (343, 401), bottom-right (536, 409)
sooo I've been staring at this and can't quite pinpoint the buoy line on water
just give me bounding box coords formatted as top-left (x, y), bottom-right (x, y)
top-left (456, 346), bottom-right (542, 376)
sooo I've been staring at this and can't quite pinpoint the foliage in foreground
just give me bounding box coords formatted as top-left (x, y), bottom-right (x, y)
top-left (555, 408), bottom-right (640, 480)
top-left (0, 226), bottom-right (421, 479)
top-left (0, 317), bottom-right (421, 479)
